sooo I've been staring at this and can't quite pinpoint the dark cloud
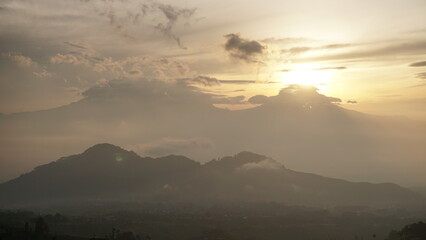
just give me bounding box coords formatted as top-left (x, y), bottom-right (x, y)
top-left (64, 41), bottom-right (87, 50)
top-left (314, 66), bottom-right (346, 71)
top-left (319, 43), bottom-right (352, 49)
top-left (409, 61), bottom-right (426, 67)
top-left (415, 72), bottom-right (426, 79)
top-left (212, 95), bottom-right (245, 104)
top-left (188, 75), bottom-right (220, 86)
top-left (219, 80), bottom-right (257, 84)
top-left (409, 72), bottom-right (426, 88)
top-left (224, 33), bottom-right (265, 61)
top-left (248, 95), bottom-right (269, 104)
top-left (346, 100), bottom-right (358, 104)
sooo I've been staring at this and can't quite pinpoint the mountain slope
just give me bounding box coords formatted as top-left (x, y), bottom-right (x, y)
top-left (0, 144), bottom-right (422, 208)
top-left (1, 82), bottom-right (425, 186)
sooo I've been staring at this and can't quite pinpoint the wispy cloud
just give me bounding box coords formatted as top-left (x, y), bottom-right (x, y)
top-left (416, 72), bottom-right (426, 79)
top-left (88, 0), bottom-right (199, 48)
top-left (281, 66), bottom-right (346, 72)
top-left (219, 80), bottom-right (257, 84)
top-left (301, 41), bottom-right (426, 62)
top-left (409, 61), bottom-right (426, 67)
top-left (314, 66), bottom-right (347, 71)
top-left (280, 43), bottom-right (352, 56)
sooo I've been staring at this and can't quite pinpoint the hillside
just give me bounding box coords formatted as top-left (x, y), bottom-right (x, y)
top-left (0, 144), bottom-right (422, 208)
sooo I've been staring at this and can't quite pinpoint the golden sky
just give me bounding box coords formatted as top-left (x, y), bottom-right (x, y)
top-left (1, 0), bottom-right (426, 186)
top-left (0, 0), bottom-right (426, 119)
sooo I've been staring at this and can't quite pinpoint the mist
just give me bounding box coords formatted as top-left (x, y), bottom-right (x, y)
top-left (1, 0), bottom-right (426, 239)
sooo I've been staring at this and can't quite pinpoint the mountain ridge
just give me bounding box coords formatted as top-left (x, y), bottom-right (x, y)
top-left (0, 143), bottom-right (423, 209)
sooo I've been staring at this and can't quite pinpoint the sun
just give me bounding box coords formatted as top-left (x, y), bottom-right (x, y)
top-left (278, 64), bottom-right (333, 90)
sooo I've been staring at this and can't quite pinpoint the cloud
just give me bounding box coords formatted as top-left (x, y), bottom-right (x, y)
top-left (280, 46), bottom-right (311, 56)
top-left (2, 52), bottom-right (54, 80)
top-left (88, 0), bottom-right (198, 48)
top-left (212, 95), bottom-right (245, 104)
top-left (187, 76), bottom-right (221, 86)
top-left (319, 43), bottom-right (352, 49)
top-left (281, 66), bottom-right (346, 72)
top-left (50, 53), bottom-right (90, 66)
top-left (224, 33), bottom-right (265, 61)
top-left (64, 41), bottom-right (88, 50)
top-left (131, 137), bottom-right (213, 156)
top-left (33, 69), bottom-right (54, 78)
top-left (260, 37), bottom-right (310, 45)
top-left (252, 85), bottom-right (342, 107)
top-left (280, 43), bottom-right (352, 56)
top-left (346, 100), bottom-right (358, 104)
top-left (239, 158), bottom-right (283, 171)
top-left (51, 49), bottom-right (194, 81)
top-left (219, 80), bottom-right (257, 84)
top-left (3, 53), bottom-right (36, 68)
top-left (302, 41), bottom-right (426, 62)
top-left (410, 61), bottom-right (426, 67)
top-left (314, 66), bottom-right (346, 71)
top-left (80, 78), bottom-right (215, 108)
top-left (415, 72), bottom-right (426, 79)
top-left (248, 95), bottom-right (269, 104)
top-left (409, 72), bottom-right (426, 88)
top-left (153, 3), bottom-right (196, 49)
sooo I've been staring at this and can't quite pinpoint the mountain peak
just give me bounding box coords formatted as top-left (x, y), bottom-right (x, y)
top-left (75, 143), bottom-right (139, 164)
top-left (234, 151), bottom-right (267, 160)
top-left (83, 143), bottom-right (127, 154)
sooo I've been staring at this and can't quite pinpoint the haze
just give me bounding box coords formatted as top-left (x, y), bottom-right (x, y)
top-left (0, 0), bottom-right (426, 189)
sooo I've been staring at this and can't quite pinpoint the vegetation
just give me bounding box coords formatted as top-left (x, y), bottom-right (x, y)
top-left (387, 221), bottom-right (426, 240)
top-left (0, 204), bottom-right (425, 240)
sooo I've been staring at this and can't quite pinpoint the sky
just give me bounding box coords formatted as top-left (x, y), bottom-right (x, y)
top-left (0, 0), bottom-right (426, 186)
top-left (0, 0), bottom-right (426, 118)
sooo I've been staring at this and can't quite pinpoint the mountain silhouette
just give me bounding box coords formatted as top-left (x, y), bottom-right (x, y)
top-left (0, 143), bottom-right (422, 208)
top-left (1, 82), bottom-right (425, 186)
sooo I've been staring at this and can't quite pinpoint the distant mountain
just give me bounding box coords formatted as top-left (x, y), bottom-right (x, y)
top-left (1, 82), bottom-right (425, 186)
top-left (0, 143), bottom-right (422, 208)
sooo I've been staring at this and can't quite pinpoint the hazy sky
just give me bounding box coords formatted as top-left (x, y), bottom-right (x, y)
top-left (0, 0), bottom-right (425, 118)
top-left (1, 0), bottom-right (426, 186)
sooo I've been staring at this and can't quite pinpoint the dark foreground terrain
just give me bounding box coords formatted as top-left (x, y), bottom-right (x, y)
top-left (1, 204), bottom-right (425, 240)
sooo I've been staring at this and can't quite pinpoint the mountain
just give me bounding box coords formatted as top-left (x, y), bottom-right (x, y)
top-left (0, 143), bottom-right (422, 208)
top-left (1, 82), bottom-right (425, 186)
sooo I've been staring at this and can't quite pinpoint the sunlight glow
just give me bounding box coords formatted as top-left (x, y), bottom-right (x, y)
top-left (278, 64), bottom-right (334, 91)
